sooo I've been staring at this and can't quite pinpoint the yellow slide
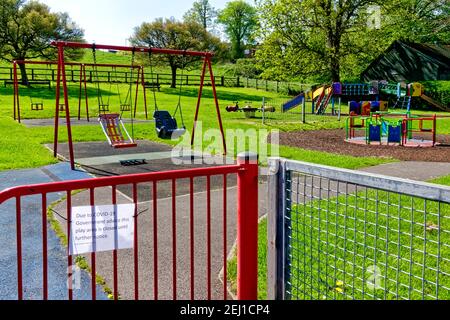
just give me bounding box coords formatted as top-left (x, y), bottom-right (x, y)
top-left (312, 86), bottom-right (332, 100)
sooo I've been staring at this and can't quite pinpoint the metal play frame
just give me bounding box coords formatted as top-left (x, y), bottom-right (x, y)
top-left (12, 60), bottom-right (148, 123)
top-left (51, 41), bottom-right (227, 170)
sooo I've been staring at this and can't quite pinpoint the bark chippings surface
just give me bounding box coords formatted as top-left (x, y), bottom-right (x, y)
top-left (273, 129), bottom-right (450, 162)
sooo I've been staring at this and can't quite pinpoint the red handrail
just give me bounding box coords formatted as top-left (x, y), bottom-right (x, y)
top-left (0, 157), bottom-right (259, 301)
top-left (0, 165), bottom-right (241, 205)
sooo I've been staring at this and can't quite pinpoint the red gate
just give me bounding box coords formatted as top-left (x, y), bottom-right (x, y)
top-left (0, 154), bottom-right (258, 300)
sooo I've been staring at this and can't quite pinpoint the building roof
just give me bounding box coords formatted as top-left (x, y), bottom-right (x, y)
top-left (361, 40), bottom-right (450, 82)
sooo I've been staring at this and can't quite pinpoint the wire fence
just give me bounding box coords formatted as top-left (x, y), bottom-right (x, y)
top-left (0, 66), bottom-right (311, 95)
top-left (269, 159), bottom-right (450, 300)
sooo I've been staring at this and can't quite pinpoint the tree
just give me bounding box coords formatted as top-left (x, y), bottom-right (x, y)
top-left (130, 18), bottom-right (224, 88)
top-left (256, 0), bottom-right (383, 82)
top-left (183, 0), bottom-right (217, 31)
top-left (256, 0), bottom-right (449, 82)
top-left (218, 0), bottom-right (258, 61)
top-left (0, 0), bottom-right (85, 84)
top-left (379, 0), bottom-right (449, 44)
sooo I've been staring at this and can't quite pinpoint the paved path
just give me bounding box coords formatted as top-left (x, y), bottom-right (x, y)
top-left (360, 161), bottom-right (450, 181)
top-left (0, 163), bottom-right (107, 300)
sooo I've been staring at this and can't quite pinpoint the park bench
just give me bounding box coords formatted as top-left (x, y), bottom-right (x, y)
top-left (4, 80), bottom-right (51, 89)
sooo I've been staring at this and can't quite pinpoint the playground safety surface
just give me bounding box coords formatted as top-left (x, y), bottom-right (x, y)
top-left (274, 129), bottom-right (450, 162)
top-left (48, 140), bottom-right (240, 201)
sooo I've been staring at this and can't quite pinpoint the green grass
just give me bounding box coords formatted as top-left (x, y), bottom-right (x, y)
top-left (0, 116), bottom-right (57, 170)
top-left (0, 82), bottom-right (394, 171)
top-left (228, 175), bottom-right (450, 300)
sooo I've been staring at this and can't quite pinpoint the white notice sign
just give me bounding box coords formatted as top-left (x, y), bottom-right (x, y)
top-left (70, 204), bottom-right (135, 255)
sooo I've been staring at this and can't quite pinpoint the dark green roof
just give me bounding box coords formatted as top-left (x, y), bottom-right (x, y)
top-left (361, 40), bottom-right (450, 82)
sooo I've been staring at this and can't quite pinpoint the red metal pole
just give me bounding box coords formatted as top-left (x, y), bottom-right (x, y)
top-left (53, 47), bottom-right (62, 158)
top-left (207, 175), bottom-right (211, 300)
top-left (237, 152), bottom-right (259, 300)
top-left (67, 192), bottom-right (73, 300)
top-left (190, 177), bottom-right (195, 300)
top-left (191, 58), bottom-right (208, 148)
top-left (141, 67), bottom-right (148, 119)
top-left (153, 181), bottom-right (159, 300)
top-left (134, 67), bottom-right (140, 118)
top-left (433, 114), bottom-right (437, 146)
top-left (112, 186), bottom-right (119, 301)
top-left (89, 188), bottom-right (96, 300)
top-left (51, 41), bottom-right (213, 58)
top-left (59, 45), bottom-right (76, 170)
top-left (223, 174), bottom-right (228, 300)
top-left (42, 194), bottom-right (48, 300)
top-left (16, 197), bottom-right (23, 300)
top-left (133, 183), bottom-right (139, 300)
top-left (172, 179), bottom-right (177, 300)
top-left (207, 58), bottom-right (227, 155)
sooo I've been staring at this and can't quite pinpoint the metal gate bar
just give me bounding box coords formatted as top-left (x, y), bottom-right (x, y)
top-left (0, 153), bottom-right (259, 300)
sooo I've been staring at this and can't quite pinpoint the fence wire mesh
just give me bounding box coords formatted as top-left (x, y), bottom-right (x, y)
top-left (284, 170), bottom-right (450, 300)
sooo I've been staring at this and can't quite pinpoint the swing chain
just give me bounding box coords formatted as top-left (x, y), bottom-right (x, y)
top-left (173, 51), bottom-right (186, 128)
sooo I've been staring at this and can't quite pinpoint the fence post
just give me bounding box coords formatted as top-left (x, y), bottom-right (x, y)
top-left (237, 76), bottom-right (240, 87)
top-left (221, 76), bottom-right (225, 87)
top-left (237, 152), bottom-right (259, 300)
top-left (267, 158), bottom-right (289, 300)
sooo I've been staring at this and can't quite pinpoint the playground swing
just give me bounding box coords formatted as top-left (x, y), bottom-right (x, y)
top-left (92, 46), bottom-right (112, 113)
top-left (94, 45), bottom-right (137, 149)
top-left (116, 68), bottom-right (132, 112)
top-left (148, 50), bottom-right (186, 140)
top-left (30, 64), bottom-right (51, 111)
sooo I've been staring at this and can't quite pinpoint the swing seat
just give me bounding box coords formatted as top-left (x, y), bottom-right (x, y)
top-left (99, 104), bottom-right (110, 112)
top-left (154, 111), bottom-right (186, 139)
top-left (98, 113), bottom-right (137, 149)
top-left (120, 104), bottom-right (131, 112)
top-left (31, 102), bottom-right (44, 111)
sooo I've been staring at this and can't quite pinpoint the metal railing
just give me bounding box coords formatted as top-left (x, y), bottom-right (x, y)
top-left (0, 153), bottom-right (259, 300)
top-left (268, 158), bottom-right (450, 300)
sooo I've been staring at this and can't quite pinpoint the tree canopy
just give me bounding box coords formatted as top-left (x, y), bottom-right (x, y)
top-left (255, 0), bottom-right (450, 82)
top-left (0, 0), bottom-right (85, 82)
top-left (130, 18), bottom-right (224, 88)
top-left (218, 0), bottom-right (258, 61)
top-left (183, 0), bottom-right (217, 32)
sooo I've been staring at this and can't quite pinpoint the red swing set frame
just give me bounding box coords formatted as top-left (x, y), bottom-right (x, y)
top-left (51, 41), bottom-right (227, 170)
top-left (12, 60), bottom-right (148, 123)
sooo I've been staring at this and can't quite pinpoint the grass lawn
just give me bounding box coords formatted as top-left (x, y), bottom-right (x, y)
top-left (227, 176), bottom-right (450, 300)
top-left (0, 82), bottom-right (394, 171)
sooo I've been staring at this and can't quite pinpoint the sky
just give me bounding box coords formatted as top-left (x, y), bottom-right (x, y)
top-left (38, 0), bottom-right (245, 46)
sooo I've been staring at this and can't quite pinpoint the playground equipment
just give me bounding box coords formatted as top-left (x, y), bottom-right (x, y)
top-left (11, 60), bottom-right (86, 120)
top-left (51, 41), bottom-right (227, 170)
top-left (147, 50), bottom-right (186, 139)
top-left (346, 111), bottom-right (441, 147)
top-left (92, 45), bottom-right (139, 149)
top-left (98, 113), bottom-right (137, 148)
top-left (282, 93), bottom-right (305, 113)
top-left (11, 60), bottom-right (147, 123)
top-left (226, 101), bottom-right (276, 118)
